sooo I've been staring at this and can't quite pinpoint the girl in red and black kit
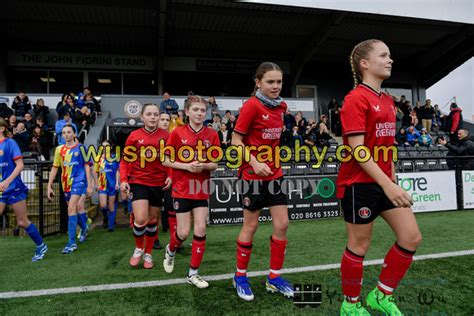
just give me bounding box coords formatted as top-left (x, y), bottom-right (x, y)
top-left (120, 103), bottom-right (171, 269)
top-left (337, 39), bottom-right (422, 315)
top-left (162, 95), bottom-right (219, 289)
top-left (232, 62), bottom-right (293, 302)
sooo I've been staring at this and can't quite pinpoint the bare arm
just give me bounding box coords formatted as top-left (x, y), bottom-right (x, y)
top-left (232, 132), bottom-right (273, 176)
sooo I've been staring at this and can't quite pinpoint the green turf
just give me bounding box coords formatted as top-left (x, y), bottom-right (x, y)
top-left (0, 210), bottom-right (473, 315)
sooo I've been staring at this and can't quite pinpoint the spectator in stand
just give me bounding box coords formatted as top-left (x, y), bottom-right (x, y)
top-left (83, 87), bottom-right (101, 114)
top-left (160, 92), bottom-right (179, 115)
top-left (218, 123), bottom-right (231, 150)
top-left (221, 110), bottom-right (231, 124)
top-left (433, 104), bottom-right (443, 130)
top-left (56, 93), bottom-right (71, 119)
top-left (439, 128), bottom-right (474, 170)
top-left (35, 117), bottom-right (48, 132)
top-left (33, 98), bottom-right (50, 127)
top-left (317, 114), bottom-right (329, 129)
top-left (55, 112), bottom-right (77, 145)
top-left (7, 115), bottom-right (17, 135)
top-left (446, 102), bottom-right (463, 145)
top-left (12, 91), bottom-right (32, 118)
top-left (23, 113), bottom-right (35, 133)
top-left (208, 96), bottom-right (219, 117)
top-left (406, 126), bottom-right (420, 146)
top-left (76, 92), bottom-right (86, 108)
top-left (395, 127), bottom-right (409, 147)
top-left (295, 111), bottom-right (307, 136)
top-left (64, 96), bottom-right (76, 118)
top-left (84, 94), bottom-right (97, 114)
top-left (291, 126), bottom-right (303, 146)
top-left (314, 122), bottom-right (332, 148)
top-left (418, 128), bottom-right (433, 147)
top-left (284, 109), bottom-right (296, 130)
top-left (226, 114), bottom-right (236, 133)
top-left (409, 108), bottom-right (419, 127)
top-left (401, 100), bottom-right (411, 127)
top-left (13, 122), bottom-right (30, 152)
top-left (33, 121), bottom-right (52, 160)
top-left (420, 99), bottom-right (435, 133)
top-left (74, 105), bottom-right (93, 135)
top-left (0, 102), bottom-right (14, 120)
top-left (413, 101), bottom-right (422, 122)
top-left (280, 125), bottom-right (292, 147)
top-left (329, 99), bottom-right (342, 136)
top-left (211, 115), bottom-right (221, 131)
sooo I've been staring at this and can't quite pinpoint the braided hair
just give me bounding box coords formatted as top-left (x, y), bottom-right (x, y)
top-left (349, 39), bottom-right (382, 89)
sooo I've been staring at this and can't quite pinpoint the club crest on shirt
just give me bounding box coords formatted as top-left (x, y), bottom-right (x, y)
top-left (262, 114), bottom-right (269, 120)
top-left (74, 152), bottom-right (79, 156)
top-left (203, 140), bottom-right (211, 148)
top-left (358, 207), bottom-right (371, 219)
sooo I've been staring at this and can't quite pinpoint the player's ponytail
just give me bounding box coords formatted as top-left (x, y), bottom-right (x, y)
top-left (349, 39), bottom-right (382, 89)
top-left (251, 62), bottom-right (282, 96)
top-left (0, 118), bottom-right (11, 138)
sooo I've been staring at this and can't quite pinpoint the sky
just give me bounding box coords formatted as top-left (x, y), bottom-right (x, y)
top-left (427, 58), bottom-right (473, 122)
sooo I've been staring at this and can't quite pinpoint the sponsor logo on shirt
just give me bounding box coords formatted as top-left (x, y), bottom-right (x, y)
top-left (262, 114), bottom-right (269, 120)
top-left (373, 105), bottom-right (381, 112)
top-left (181, 139), bottom-right (188, 144)
top-left (138, 139), bottom-right (144, 144)
top-left (375, 122), bottom-right (396, 137)
top-left (262, 127), bottom-right (282, 140)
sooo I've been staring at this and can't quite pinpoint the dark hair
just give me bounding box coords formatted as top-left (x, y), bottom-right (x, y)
top-left (349, 39), bottom-right (383, 88)
top-left (159, 112), bottom-right (171, 118)
top-left (0, 118), bottom-right (10, 137)
top-left (251, 62), bottom-right (283, 96)
top-left (61, 124), bottom-right (75, 134)
top-left (141, 103), bottom-right (159, 114)
top-left (451, 102), bottom-right (458, 108)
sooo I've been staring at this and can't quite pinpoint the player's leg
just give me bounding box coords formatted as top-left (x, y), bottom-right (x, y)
top-left (142, 205), bottom-right (159, 269)
top-left (233, 208), bottom-right (260, 301)
top-left (129, 198), bottom-right (149, 267)
top-left (99, 193), bottom-right (108, 228)
top-left (265, 204), bottom-right (293, 298)
top-left (63, 194), bottom-right (81, 253)
top-left (10, 196), bottom-right (48, 262)
top-left (77, 192), bottom-right (90, 243)
top-left (164, 199), bottom-right (191, 273)
top-left (366, 207), bottom-right (422, 315)
top-left (186, 205), bottom-right (209, 288)
top-left (107, 194), bottom-right (117, 232)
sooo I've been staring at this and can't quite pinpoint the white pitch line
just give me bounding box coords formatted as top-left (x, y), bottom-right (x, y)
top-left (1, 249), bottom-right (473, 299)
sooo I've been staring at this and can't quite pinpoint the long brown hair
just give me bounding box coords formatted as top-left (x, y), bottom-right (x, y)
top-left (349, 39), bottom-right (382, 88)
top-left (251, 62), bottom-right (282, 96)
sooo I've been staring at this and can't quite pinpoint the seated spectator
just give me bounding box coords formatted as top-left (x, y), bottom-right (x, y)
top-left (284, 109), bottom-right (296, 130)
top-left (304, 121), bottom-right (318, 147)
top-left (12, 91), bottom-right (32, 118)
top-left (74, 105), bottom-right (94, 134)
top-left (226, 114), bottom-right (236, 133)
top-left (406, 126), bottom-right (420, 146)
top-left (13, 122), bottom-right (30, 152)
top-left (160, 92), bottom-right (179, 115)
top-left (317, 114), bottom-right (329, 129)
top-left (83, 87), bottom-right (101, 114)
top-left (56, 93), bottom-right (71, 118)
top-left (76, 92), bottom-right (86, 108)
top-left (211, 115), bottom-right (221, 131)
top-left (292, 126), bottom-right (303, 146)
top-left (409, 108), bottom-right (418, 127)
top-left (29, 125), bottom-right (53, 160)
top-left (438, 128), bottom-right (474, 170)
top-left (314, 122), bottom-right (332, 148)
top-left (395, 127), bottom-right (409, 147)
top-left (7, 115), bottom-right (17, 135)
top-left (33, 98), bottom-right (50, 127)
top-left (23, 112), bottom-right (35, 133)
top-left (217, 123), bottom-right (231, 150)
top-left (295, 111), bottom-right (307, 135)
top-left (221, 110), bottom-right (232, 124)
top-left (418, 128), bottom-right (433, 146)
top-left (55, 112), bottom-right (78, 145)
top-left (0, 102), bottom-right (13, 120)
top-left (35, 117), bottom-right (49, 132)
top-left (84, 93), bottom-right (97, 115)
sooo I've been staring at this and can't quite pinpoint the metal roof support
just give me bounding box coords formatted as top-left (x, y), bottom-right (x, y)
top-left (157, 0), bottom-right (167, 95)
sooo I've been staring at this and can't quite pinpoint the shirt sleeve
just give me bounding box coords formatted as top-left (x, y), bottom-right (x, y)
top-left (53, 146), bottom-right (62, 168)
top-left (234, 100), bottom-right (256, 135)
top-left (9, 139), bottom-right (23, 161)
top-left (341, 93), bottom-right (368, 136)
top-left (119, 133), bottom-right (134, 182)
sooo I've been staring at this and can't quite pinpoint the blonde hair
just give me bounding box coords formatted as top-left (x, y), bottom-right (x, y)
top-left (349, 39), bottom-right (382, 88)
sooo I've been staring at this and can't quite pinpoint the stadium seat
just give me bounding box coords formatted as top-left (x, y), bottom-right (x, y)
top-left (322, 162), bottom-right (338, 174)
top-left (401, 161), bottom-right (415, 172)
top-left (414, 160), bottom-right (429, 171)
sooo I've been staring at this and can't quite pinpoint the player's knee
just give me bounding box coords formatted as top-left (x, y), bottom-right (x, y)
top-left (273, 218), bottom-right (289, 233)
top-left (193, 223), bottom-right (206, 236)
top-left (243, 220), bottom-right (259, 234)
top-left (16, 218), bottom-right (29, 228)
top-left (403, 231), bottom-right (422, 249)
top-left (134, 217), bottom-right (148, 226)
top-left (177, 228), bottom-right (190, 240)
top-left (348, 240), bottom-right (371, 256)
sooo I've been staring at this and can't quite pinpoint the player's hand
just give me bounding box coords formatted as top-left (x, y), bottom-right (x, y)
top-left (163, 177), bottom-right (172, 190)
top-left (86, 186), bottom-right (93, 197)
top-left (47, 187), bottom-right (55, 201)
top-left (0, 181), bottom-right (9, 192)
top-left (188, 161), bottom-right (203, 173)
top-left (383, 181), bottom-right (413, 208)
top-left (251, 161), bottom-right (273, 177)
top-left (121, 182), bottom-right (130, 195)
